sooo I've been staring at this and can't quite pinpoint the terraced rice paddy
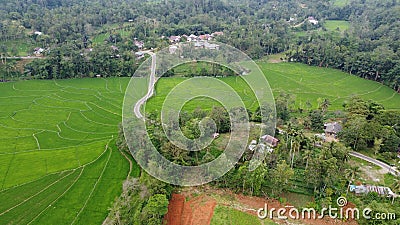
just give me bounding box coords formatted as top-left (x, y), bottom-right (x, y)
top-left (0, 62), bottom-right (399, 224)
top-left (0, 78), bottom-right (135, 225)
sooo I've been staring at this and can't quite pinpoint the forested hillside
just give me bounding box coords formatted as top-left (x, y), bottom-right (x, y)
top-left (0, 0), bottom-right (399, 92)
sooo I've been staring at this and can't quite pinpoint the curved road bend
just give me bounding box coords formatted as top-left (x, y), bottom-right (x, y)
top-left (134, 51), bottom-right (157, 120)
top-left (350, 151), bottom-right (399, 176)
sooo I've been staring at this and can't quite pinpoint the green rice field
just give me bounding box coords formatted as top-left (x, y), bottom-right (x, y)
top-left (0, 78), bottom-right (136, 224)
top-left (0, 61), bottom-right (399, 224)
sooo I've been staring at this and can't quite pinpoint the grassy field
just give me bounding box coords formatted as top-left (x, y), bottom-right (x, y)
top-left (91, 22), bottom-right (134, 46)
top-left (146, 62), bottom-right (400, 113)
top-left (324, 20), bottom-right (350, 32)
top-left (0, 77), bottom-right (137, 224)
top-left (1, 40), bottom-right (36, 56)
top-left (260, 63), bottom-right (400, 110)
top-left (211, 206), bottom-right (277, 225)
top-left (333, 0), bottom-right (350, 7)
top-left (145, 76), bottom-right (259, 113)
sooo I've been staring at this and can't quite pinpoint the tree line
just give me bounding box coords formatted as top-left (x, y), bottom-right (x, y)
top-left (1, 0), bottom-right (399, 91)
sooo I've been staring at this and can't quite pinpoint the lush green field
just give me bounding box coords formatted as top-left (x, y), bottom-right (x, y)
top-left (261, 63), bottom-right (400, 110)
top-left (1, 40), bottom-right (36, 56)
top-left (333, 0), bottom-right (350, 7)
top-left (211, 206), bottom-right (277, 225)
top-left (0, 78), bottom-right (136, 224)
top-left (146, 62), bottom-right (400, 112)
top-left (0, 61), bottom-right (399, 224)
top-left (324, 20), bottom-right (350, 32)
top-left (91, 23), bottom-right (134, 46)
top-left (145, 76), bottom-right (258, 113)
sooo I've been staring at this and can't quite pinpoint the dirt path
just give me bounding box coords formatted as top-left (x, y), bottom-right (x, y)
top-left (118, 149), bottom-right (133, 178)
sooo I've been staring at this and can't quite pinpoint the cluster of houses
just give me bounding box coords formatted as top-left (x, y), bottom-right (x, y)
top-left (167, 32), bottom-right (224, 44)
top-left (247, 121), bottom-right (341, 156)
top-left (133, 32), bottom-right (224, 58)
top-left (349, 184), bottom-right (398, 198)
top-left (288, 16), bottom-right (319, 26)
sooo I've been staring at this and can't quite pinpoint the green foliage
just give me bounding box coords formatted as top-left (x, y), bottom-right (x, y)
top-left (270, 160), bottom-right (294, 196)
top-left (340, 97), bottom-right (400, 153)
top-left (310, 110), bottom-right (324, 131)
top-left (141, 194), bottom-right (169, 224)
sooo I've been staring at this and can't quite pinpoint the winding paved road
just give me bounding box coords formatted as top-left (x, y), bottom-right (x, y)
top-left (133, 51), bottom-right (157, 120)
top-left (350, 151), bottom-right (399, 176)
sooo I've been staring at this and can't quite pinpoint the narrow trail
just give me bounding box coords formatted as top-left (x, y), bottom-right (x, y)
top-left (118, 149), bottom-right (133, 179)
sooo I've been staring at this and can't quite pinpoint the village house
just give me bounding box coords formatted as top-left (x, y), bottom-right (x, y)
top-left (324, 122), bottom-right (342, 138)
top-left (211, 31), bottom-right (224, 37)
top-left (169, 36), bottom-right (181, 43)
top-left (212, 133), bottom-right (220, 139)
top-left (248, 135), bottom-right (279, 154)
top-left (260, 134), bottom-right (280, 148)
top-left (134, 39), bottom-right (144, 49)
top-left (135, 51), bottom-right (144, 59)
top-left (198, 34), bottom-right (211, 41)
top-left (308, 16), bottom-right (319, 25)
top-left (187, 34), bottom-right (198, 42)
top-left (33, 47), bottom-right (45, 56)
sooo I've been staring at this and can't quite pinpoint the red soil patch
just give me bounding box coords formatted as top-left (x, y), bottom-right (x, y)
top-left (165, 194), bottom-right (185, 225)
top-left (164, 194), bottom-right (216, 225)
top-left (177, 186), bottom-right (359, 225)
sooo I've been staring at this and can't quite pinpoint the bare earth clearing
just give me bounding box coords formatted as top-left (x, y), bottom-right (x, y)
top-left (165, 186), bottom-right (358, 225)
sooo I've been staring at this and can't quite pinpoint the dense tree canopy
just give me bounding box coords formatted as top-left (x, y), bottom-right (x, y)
top-left (0, 0), bottom-right (399, 90)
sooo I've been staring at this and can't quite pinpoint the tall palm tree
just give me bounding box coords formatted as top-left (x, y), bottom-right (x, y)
top-left (303, 149), bottom-right (313, 170)
top-left (290, 136), bottom-right (301, 169)
top-left (345, 166), bottom-right (361, 195)
top-left (320, 98), bottom-right (331, 113)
